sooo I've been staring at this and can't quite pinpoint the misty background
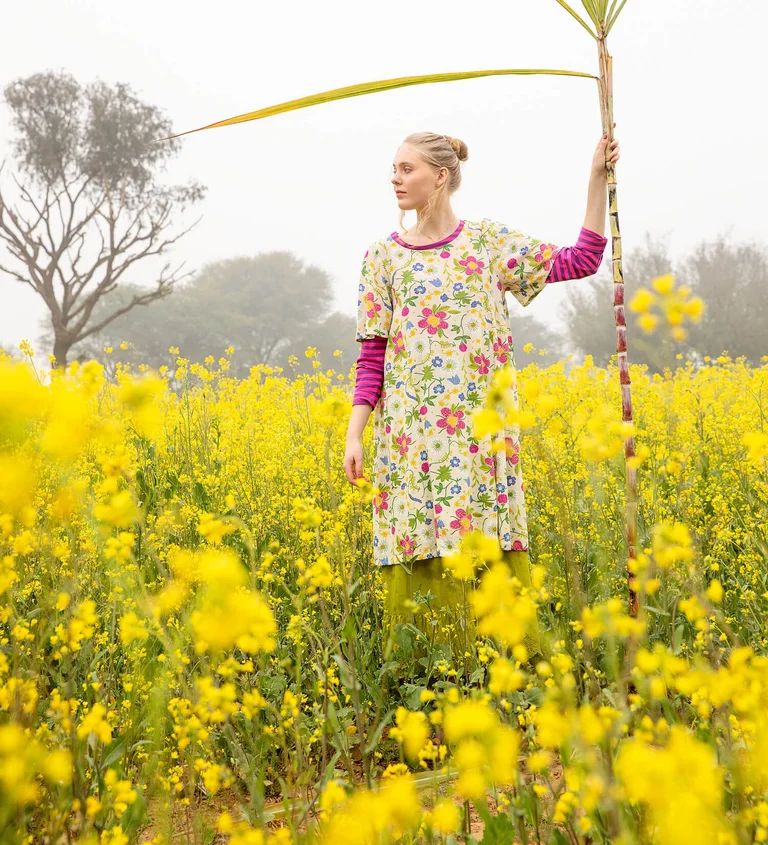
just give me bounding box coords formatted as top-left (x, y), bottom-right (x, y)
top-left (2, 0), bottom-right (766, 377)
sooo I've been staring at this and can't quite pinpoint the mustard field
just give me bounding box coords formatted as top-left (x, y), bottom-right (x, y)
top-left (2, 320), bottom-right (768, 844)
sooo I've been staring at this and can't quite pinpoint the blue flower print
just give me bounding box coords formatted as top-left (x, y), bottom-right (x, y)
top-left (450, 457), bottom-right (460, 467)
top-left (414, 284), bottom-right (426, 295)
top-left (453, 282), bottom-right (464, 292)
top-left (520, 246), bottom-right (529, 256)
top-left (440, 293), bottom-right (449, 302)
top-left (413, 262), bottom-right (424, 271)
top-left (496, 482), bottom-right (506, 493)
top-left (448, 375), bottom-right (461, 385)
top-left (450, 483), bottom-right (462, 495)
top-left (467, 381), bottom-right (477, 392)
top-left (479, 483), bottom-right (487, 493)
top-left (425, 500), bottom-right (433, 509)
top-left (433, 384), bottom-right (445, 395)
top-left (420, 450), bottom-right (429, 461)
top-left (432, 356), bottom-right (443, 367)
top-left (503, 532), bottom-right (511, 544)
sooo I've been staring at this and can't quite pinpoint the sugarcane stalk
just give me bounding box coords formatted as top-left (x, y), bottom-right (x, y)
top-left (595, 35), bottom-right (639, 618)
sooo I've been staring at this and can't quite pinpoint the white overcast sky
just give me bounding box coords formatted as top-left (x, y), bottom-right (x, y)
top-left (2, 0), bottom-right (766, 355)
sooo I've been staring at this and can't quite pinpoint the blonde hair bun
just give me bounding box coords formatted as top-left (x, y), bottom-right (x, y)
top-left (445, 136), bottom-right (469, 162)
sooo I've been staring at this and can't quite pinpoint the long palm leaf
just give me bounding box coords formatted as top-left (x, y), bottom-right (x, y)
top-left (161, 67), bottom-right (595, 140)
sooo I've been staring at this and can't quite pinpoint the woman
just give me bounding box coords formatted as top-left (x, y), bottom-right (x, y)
top-left (343, 130), bottom-right (620, 659)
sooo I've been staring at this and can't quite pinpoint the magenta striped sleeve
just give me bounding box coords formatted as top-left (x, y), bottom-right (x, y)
top-left (546, 226), bottom-right (608, 283)
top-left (352, 335), bottom-right (387, 407)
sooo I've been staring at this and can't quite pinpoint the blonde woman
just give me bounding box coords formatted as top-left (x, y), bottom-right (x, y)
top-left (344, 130), bottom-right (620, 658)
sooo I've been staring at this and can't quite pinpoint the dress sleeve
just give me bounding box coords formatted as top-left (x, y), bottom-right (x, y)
top-left (483, 217), bottom-right (560, 308)
top-left (355, 240), bottom-right (393, 341)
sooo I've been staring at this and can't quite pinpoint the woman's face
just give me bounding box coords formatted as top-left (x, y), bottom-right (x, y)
top-left (391, 144), bottom-right (446, 211)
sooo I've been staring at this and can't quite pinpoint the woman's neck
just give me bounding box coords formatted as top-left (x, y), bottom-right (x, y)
top-left (406, 208), bottom-right (460, 242)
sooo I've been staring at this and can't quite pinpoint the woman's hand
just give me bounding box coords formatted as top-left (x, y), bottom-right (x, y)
top-left (343, 438), bottom-right (368, 485)
top-left (592, 123), bottom-right (620, 178)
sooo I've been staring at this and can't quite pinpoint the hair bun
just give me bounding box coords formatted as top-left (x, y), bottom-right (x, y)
top-left (447, 136), bottom-right (469, 162)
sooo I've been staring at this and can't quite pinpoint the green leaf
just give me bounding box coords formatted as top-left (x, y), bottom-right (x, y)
top-left (162, 67), bottom-right (596, 140)
top-left (554, 0), bottom-right (598, 37)
top-left (476, 802), bottom-right (517, 844)
top-left (606, 0), bottom-right (629, 33)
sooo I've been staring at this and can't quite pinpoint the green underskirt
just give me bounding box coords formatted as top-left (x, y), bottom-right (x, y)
top-left (379, 549), bottom-right (542, 661)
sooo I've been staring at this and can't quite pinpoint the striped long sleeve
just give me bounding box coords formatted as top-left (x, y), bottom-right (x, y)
top-left (352, 335), bottom-right (387, 407)
top-left (546, 226), bottom-right (608, 282)
top-left (351, 227), bottom-right (608, 407)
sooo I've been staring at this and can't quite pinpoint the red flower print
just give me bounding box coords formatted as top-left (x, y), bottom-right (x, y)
top-left (504, 436), bottom-right (520, 465)
top-left (459, 256), bottom-right (485, 276)
top-left (364, 291), bottom-right (381, 319)
top-left (373, 490), bottom-right (389, 515)
top-left (473, 352), bottom-right (491, 375)
top-left (512, 540), bottom-right (524, 551)
top-left (449, 508), bottom-right (474, 534)
top-left (418, 306), bottom-right (449, 335)
top-left (493, 336), bottom-right (511, 364)
top-left (436, 406), bottom-right (467, 436)
top-left (395, 431), bottom-right (413, 456)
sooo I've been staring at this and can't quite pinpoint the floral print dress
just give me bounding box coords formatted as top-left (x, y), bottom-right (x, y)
top-left (356, 217), bottom-right (559, 568)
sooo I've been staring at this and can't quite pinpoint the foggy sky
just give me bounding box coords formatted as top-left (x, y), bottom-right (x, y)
top-left (2, 0), bottom-right (766, 356)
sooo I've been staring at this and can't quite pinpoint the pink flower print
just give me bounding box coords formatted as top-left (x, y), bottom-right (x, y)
top-left (434, 504), bottom-right (443, 515)
top-left (399, 535), bottom-right (416, 556)
top-left (459, 255), bottom-right (485, 277)
top-left (418, 306), bottom-right (449, 335)
top-left (402, 306), bottom-right (410, 316)
top-left (473, 352), bottom-right (491, 375)
top-left (421, 461), bottom-right (430, 472)
top-left (493, 336), bottom-right (511, 364)
top-left (506, 257), bottom-right (518, 270)
top-left (385, 424), bottom-right (391, 434)
top-left (440, 250), bottom-right (450, 258)
top-left (436, 406), bottom-right (467, 436)
top-left (459, 342), bottom-right (468, 352)
top-left (469, 443), bottom-right (479, 454)
top-left (534, 244), bottom-right (556, 271)
top-left (504, 436), bottom-right (520, 465)
top-left (512, 539), bottom-right (525, 551)
top-left (450, 508), bottom-right (474, 534)
top-left (420, 405), bottom-right (428, 415)
top-left (373, 490), bottom-right (389, 515)
top-left (395, 431), bottom-right (412, 456)
top-left (393, 330), bottom-right (406, 357)
top-left (363, 291), bottom-right (381, 319)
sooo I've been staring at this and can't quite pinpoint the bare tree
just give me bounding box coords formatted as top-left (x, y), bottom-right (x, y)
top-left (0, 70), bottom-right (205, 367)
